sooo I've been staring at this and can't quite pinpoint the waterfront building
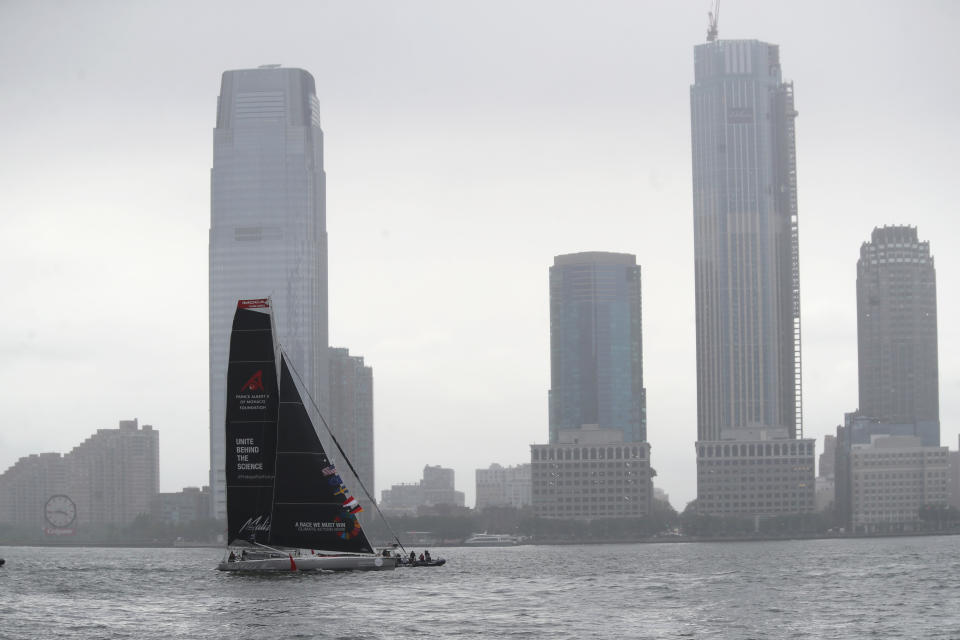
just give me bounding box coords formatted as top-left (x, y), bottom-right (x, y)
top-left (548, 252), bottom-right (646, 444)
top-left (475, 463), bottom-right (532, 510)
top-left (819, 434), bottom-right (836, 479)
top-left (856, 226), bottom-right (939, 446)
top-left (695, 428), bottom-right (815, 517)
top-left (849, 435), bottom-right (948, 534)
top-left (815, 476), bottom-right (835, 513)
top-left (0, 452), bottom-right (68, 529)
top-left (151, 486), bottom-right (212, 525)
top-left (380, 465), bottom-right (465, 516)
top-left (209, 66), bottom-right (330, 519)
top-left (0, 420), bottom-right (160, 531)
top-left (68, 419), bottom-right (160, 526)
top-left (690, 39), bottom-right (802, 443)
top-left (689, 37), bottom-right (807, 516)
top-left (948, 435), bottom-right (960, 510)
top-left (816, 435), bottom-right (837, 512)
top-left (328, 347), bottom-right (374, 495)
top-left (531, 425), bottom-right (652, 519)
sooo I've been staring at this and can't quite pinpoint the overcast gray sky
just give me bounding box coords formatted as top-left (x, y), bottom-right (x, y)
top-left (1, 0), bottom-right (958, 509)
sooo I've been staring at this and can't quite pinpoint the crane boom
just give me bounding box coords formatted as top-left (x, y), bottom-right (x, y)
top-left (707, 0), bottom-right (720, 42)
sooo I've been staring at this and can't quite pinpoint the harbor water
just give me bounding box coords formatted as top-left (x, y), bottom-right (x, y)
top-left (2, 535), bottom-right (959, 639)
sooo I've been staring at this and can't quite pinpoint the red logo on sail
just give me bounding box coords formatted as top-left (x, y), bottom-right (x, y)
top-left (241, 371), bottom-right (265, 392)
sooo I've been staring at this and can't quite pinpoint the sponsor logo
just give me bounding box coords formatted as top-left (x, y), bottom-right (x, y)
top-left (238, 298), bottom-right (270, 309)
top-left (239, 515), bottom-right (271, 533)
top-left (235, 370), bottom-right (269, 411)
top-left (241, 370), bottom-right (265, 392)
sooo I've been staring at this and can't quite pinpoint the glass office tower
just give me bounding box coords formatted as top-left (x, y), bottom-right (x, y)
top-left (548, 252), bottom-right (646, 444)
top-left (209, 66), bottom-right (329, 519)
top-left (857, 225), bottom-right (939, 446)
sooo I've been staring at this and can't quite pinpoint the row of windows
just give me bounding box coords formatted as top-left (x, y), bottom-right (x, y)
top-left (853, 471), bottom-right (947, 479)
top-left (698, 442), bottom-right (814, 458)
top-left (535, 487), bottom-right (646, 496)
top-left (534, 468), bottom-right (641, 477)
top-left (532, 446), bottom-right (647, 461)
top-left (701, 491), bottom-right (811, 499)
top-left (700, 460), bottom-right (812, 469)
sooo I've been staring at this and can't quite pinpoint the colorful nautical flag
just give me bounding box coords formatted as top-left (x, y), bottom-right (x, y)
top-left (342, 497), bottom-right (359, 510)
top-left (321, 465), bottom-right (337, 477)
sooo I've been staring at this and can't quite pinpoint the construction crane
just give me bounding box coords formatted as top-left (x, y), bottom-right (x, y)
top-left (707, 0), bottom-right (720, 42)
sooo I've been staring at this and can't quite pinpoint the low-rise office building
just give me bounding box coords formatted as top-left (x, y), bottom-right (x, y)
top-left (531, 425), bottom-right (651, 519)
top-left (850, 435), bottom-right (949, 533)
top-left (380, 465), bottom-right (465, 516)
top-left (151, 486), bottom-right (212, 525)
top-left (696, 428), bottom-right (815, 518)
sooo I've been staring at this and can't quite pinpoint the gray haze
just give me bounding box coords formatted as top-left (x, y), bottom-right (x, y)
top-left (1, 1), bottom-right (958, 509)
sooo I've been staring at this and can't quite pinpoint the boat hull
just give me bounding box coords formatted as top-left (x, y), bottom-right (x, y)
top-left (217, 555), bottom-right (396, 572)
top-left (398, 558), bottom-right (446, 568)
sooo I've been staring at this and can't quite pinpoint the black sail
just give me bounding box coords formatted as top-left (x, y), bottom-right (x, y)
top-left (269, 356), bottom-right (374, 554)
top-left (224, 299), bottom-right (279, 546)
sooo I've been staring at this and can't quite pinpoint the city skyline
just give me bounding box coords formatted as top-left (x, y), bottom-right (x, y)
top-left (1, 1), bottom-right (958, 509)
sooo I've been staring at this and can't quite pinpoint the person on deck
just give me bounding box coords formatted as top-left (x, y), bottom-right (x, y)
top-left (424, 550), bottom-right (432, 562)
top-left (418, 553), bottom-right (425, 562)
top-left (409, 550), bottom-right (416, 564)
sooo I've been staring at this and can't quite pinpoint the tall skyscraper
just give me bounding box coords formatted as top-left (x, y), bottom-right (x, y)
top-left (690, 40), bottom-right (802, 441)
top-left (209, 66), bottom-right (329, 519)
top-left (328, 347), bottom-right (374, 497)
top-left (548, 252), bottom-right (646, 443)
top-left (856, 225), bottom-right (939, 445)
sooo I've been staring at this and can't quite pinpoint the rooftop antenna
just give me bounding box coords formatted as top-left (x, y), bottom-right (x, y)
top-left (707, 0), bottom-right (720, 42)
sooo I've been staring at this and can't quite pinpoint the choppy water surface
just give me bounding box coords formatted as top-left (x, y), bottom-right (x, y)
top-left (2, 536), bottom-right (958, 639)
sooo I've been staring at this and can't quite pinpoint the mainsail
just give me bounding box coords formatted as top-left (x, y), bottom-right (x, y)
top-left (224, 298), bottom-right (375, 554)
top-left (224, 299), bottom-right (279, 546)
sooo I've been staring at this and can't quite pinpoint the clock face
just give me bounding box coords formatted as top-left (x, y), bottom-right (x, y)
top-left (44, 495), bottom-right (77, 529)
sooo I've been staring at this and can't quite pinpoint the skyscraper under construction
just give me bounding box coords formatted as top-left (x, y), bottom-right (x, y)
top-left (690, 39), bottom-right (802, 441)
top-left (690, 38), bottom-right (815, 518)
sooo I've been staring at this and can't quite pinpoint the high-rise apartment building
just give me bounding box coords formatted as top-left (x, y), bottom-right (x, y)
top-left (209, 66), bottom-right (329, 519)
top-left (548, 252), bottom-right (646, 444)
top-left (0, 419), bottom-right (159, 531)
top-left (690, 40), bottom-right (802, 441)
top-left (328, 347), bottom-right (374, 496)
top-left (0, 452), bottom-right (68, 529)
top-left (856, 226), bottom-right (939, 446)
top-left (69, 419), bottom-right (160, 526)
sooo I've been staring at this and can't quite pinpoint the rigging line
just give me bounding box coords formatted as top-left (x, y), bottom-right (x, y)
top-left (279, 345), bottom-right (408, 554)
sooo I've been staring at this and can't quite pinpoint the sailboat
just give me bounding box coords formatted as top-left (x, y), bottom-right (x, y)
top-left (217, 298), bottom-right (397, 572)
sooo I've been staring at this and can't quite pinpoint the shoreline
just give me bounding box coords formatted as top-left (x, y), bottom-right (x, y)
top-left (3, 529), bottom-right (959, 549)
